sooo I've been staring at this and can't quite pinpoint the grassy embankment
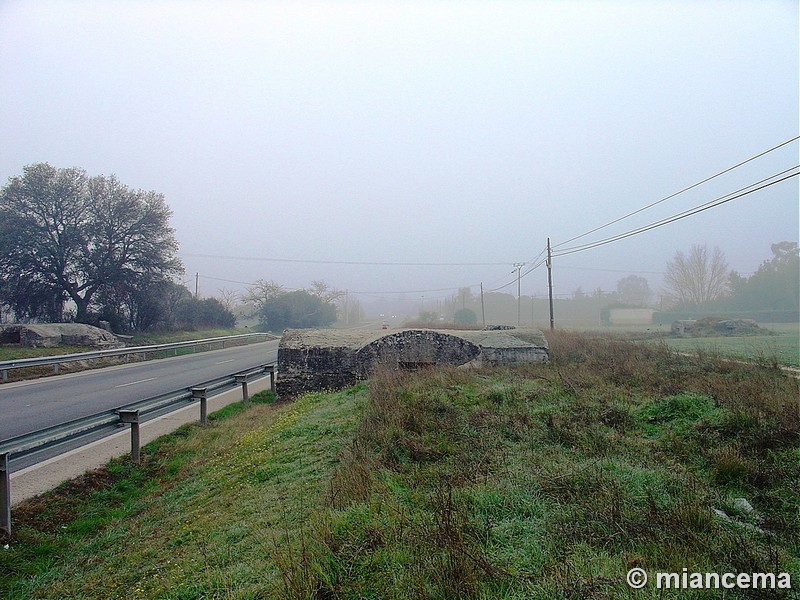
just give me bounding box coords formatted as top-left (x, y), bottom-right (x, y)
top-left (1, 331), bottom-right (798, 598)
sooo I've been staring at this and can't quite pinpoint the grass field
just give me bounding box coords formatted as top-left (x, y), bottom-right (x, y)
top-left (558, 322), bottom-right (799, 368)
top-left (661, 323), bottom-right (799, 368)
top-left (2, 331), bottom-right (797, 599)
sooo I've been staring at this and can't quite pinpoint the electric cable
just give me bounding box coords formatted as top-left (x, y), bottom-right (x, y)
top-left (553, 167), bottom-right (798, 257)
top-left (553, 136), bottom-right (799, 249)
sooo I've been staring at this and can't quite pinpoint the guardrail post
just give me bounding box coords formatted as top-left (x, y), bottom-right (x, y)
top-left (235, 374), bottom-right (250, 404)
top-left (53, 363), bottom-right (60, 375)
top-left (2, 369), bottom-right (7, 383)
top-left (269, 366), bottom-right (275, 392)
top-left (118, 410), bottom-right (141, 463)
top-left (1, 452), bottom-right (10, 537)
top-left (191, 387), bottom-right (209, 426)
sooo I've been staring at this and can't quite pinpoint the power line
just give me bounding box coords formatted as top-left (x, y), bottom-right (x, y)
top-left (553, 167), bottom-right (799, 257)
top-left (557, 265), bottom-right (664, 275)
top-left (180, 252), bottom-right (511, 267)
top-left (553, 136), bottom-right (800, 249)
top-left (348, 284), bottom-right (482, 296)
top-left (200, 275), bottom-right (260, 286)
top-left (488, 257), bottom-right (548, 292)
top-left (190, 140), bottom-right (799, 300)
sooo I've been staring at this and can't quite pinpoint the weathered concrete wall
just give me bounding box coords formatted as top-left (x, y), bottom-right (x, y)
top-left (355, 329), bottom-right (481, 377)
top-left (277, 327), bottom-right (549, 398)
top-left (276, 330), bottom-right (360, 399)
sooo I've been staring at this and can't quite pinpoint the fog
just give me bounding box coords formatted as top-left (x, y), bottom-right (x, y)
top-left (1, 1), bottom-right (798, 315)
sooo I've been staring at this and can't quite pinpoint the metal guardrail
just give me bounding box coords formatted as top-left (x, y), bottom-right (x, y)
top-left (0, 363), bottom-right (275, 536)
top-left (0, 332), bottom-right (275, 382)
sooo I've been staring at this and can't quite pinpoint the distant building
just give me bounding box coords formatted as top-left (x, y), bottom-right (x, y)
top-left (607, 308), bottom-right (655, 326)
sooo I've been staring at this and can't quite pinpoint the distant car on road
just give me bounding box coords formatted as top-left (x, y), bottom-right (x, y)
top-left (381, 321), bottom-right (389, 330)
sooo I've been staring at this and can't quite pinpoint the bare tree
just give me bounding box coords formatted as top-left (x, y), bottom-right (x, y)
top-left (663, 244), bottom-right (730, 308)
top-left (216, 288), bottom-right (240, 312)
top-left (241, 279), bottom-right (285, 316)
top-left (307, 280), bottom-right (345, 303)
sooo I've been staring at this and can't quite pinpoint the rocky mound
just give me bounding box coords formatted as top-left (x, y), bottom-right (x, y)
top-left (0, 323), bottom-right (122, 348)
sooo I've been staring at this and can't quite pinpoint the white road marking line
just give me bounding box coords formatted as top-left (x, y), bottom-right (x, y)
top-left (115, 377), bottom-right (156, 388)
top-left (215, 359), bottom-right (235, 365)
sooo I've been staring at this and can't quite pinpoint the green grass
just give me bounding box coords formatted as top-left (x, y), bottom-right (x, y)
top-left (662, 323), bottom-right (799, 368)
top-left (565, 322), bottom-right (799, 368)
top-left (127, 327), bottom-right (250, 346)
top-left (0, 345), bottom-right (95, 362)
top-left (2, 331), bottom-right (798, 598)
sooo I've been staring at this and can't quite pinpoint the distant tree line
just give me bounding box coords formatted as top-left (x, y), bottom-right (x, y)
top-left (662, 242), bottom-right (798, 319)
top-left (432, 242), bottom-right (798, 326)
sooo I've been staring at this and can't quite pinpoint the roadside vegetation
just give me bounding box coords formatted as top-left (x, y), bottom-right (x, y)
top-left (0, 328), bottom-right (248, 362)
top-left (2, 331), bottom-right (797, 598)
top-left (127, 327), bottom-right (254, 346)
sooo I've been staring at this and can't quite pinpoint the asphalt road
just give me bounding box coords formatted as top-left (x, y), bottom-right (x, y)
top-left (0, 340), bottom-right (279, 441)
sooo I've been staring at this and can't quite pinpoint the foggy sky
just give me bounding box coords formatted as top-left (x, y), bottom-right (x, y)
top-left (1, 1), bottom-right (798, 310)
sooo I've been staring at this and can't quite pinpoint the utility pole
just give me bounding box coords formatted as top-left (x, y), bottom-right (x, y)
top-left (546, 238), bottom-right (554, 330)
top-left (195, 272), bottom-right (199, 298)
top-left (514, 262), bottom-right (526, 326)
top-left (480, 282), bottom-right (486, 327)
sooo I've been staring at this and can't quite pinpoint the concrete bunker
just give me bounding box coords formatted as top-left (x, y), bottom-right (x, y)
top-left (355, 329), bottom-right (481, 378)
top-left (277, 327), bottom-right (549, 398)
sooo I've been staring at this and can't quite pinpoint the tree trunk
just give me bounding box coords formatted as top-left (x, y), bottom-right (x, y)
top-left (74, 296), bottom-right (91, 324)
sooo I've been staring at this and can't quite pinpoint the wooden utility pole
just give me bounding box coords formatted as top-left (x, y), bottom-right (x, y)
top-left (514, 262), bottom-right (525, 326)
top-left (547, 238), bottom-right (554, 330)
top-left (480, 282), bottom-right (486, 327)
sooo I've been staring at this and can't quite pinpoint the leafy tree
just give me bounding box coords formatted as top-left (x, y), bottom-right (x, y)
top-left (456, 287), bottom-right (473, 308)
top-left (176, 297), bottom-right (236, 330)
top-left (417, 310), bottom-right (440, 324)
top-left (0, 163), bottom-right (183, 323)
top-left (616, 275), bottom-right (651, 306)
top-left (258, 290), bottom-right (336, 331)
top-left (0, 270), bottom-right (66, 322)
top-left (454, 308), bottom-right (478, 325)
top-left (97, 278), bottom-right (190, 332)
top-left (664, 244), bottom-right (729, 308)
top-left (729, 241), bottom-right (799, 312)
top-left (307, 280), bottom-right (347, 321)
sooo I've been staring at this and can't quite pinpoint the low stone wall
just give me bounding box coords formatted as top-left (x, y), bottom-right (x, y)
top-left (277, 327), bottom-right (548, 398)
